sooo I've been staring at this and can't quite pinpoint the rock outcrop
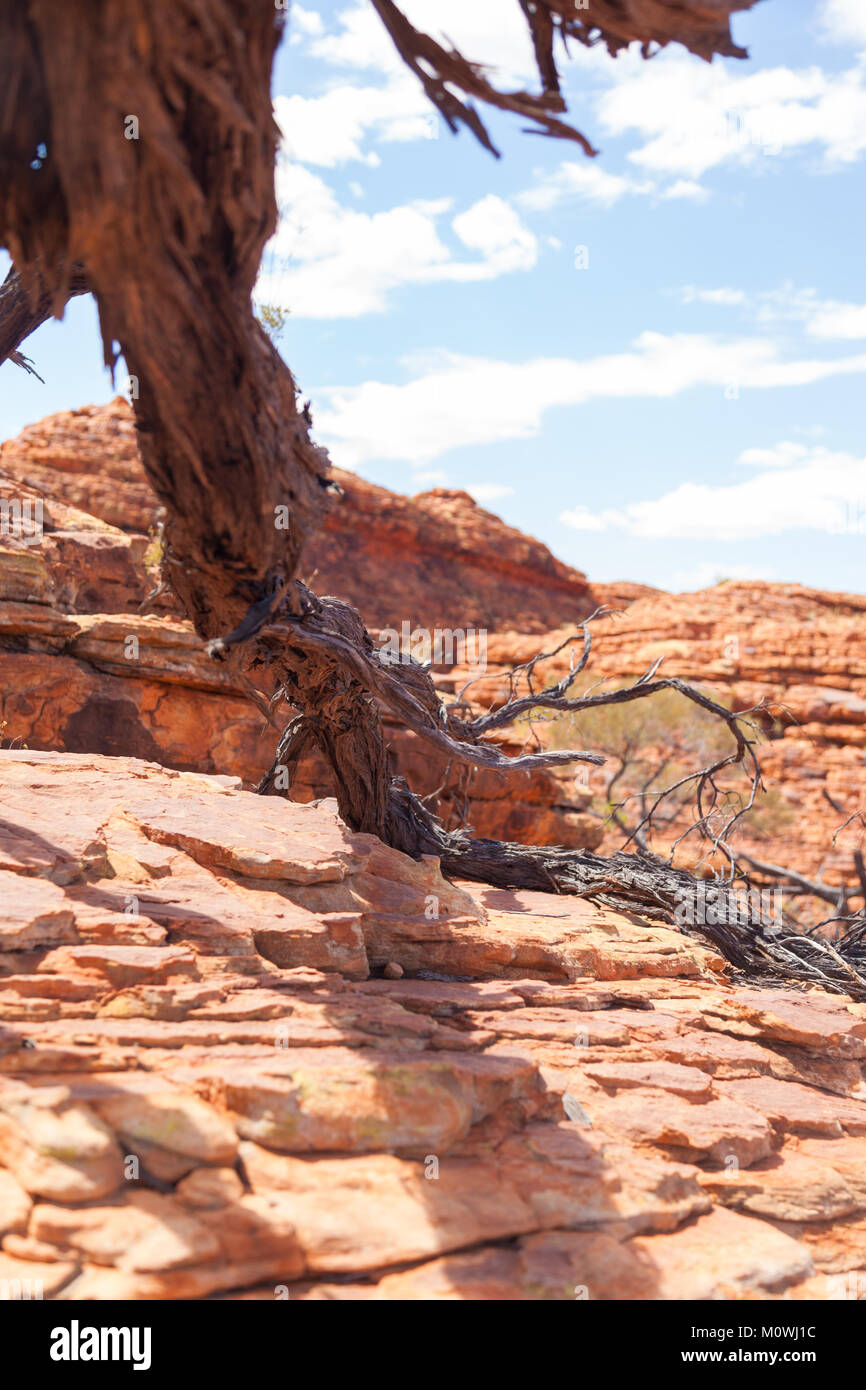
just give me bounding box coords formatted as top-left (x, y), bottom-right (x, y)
top-left (1, 750), bottom-right (864, 1301)
top-left (0, 401), bottom-right (156, 536)
top-left (0, 399), bottom-right (595, 632)
top-left (2, 401), bottom-right (864, 884)
top-left (0, 401), bottom-right (602, 850)
top-left (454, 588), bottom-right (866, 888)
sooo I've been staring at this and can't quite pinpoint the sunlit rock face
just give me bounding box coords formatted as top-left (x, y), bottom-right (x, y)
top-left (1, 748), bottom-right (865, 1300)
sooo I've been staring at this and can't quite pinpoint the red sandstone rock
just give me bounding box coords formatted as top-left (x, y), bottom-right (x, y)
top-left (0, 399), bottom-right (595, 632)
top-left (0, 401), bottom-right (159, 534)
top-left (352, 1206), bottom-right (812, 1300)
top-left (0, 1086), bottom-right (124, 1202)
top-left (0, 750), bottom-right (862, 1300)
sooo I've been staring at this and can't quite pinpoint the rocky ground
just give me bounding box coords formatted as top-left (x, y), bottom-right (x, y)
top-left (2, 749), bottom-right (866, 1300)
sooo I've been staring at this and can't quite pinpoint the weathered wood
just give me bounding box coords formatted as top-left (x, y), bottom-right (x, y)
top-left (0, 263), bottom-right (87, 376)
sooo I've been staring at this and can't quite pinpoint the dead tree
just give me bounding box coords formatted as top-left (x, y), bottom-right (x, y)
top-left (8, 0), bottom-right (864, 999)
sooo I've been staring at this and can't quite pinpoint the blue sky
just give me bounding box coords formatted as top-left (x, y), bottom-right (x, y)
top-left (2, 0), bottom-right (865, 593)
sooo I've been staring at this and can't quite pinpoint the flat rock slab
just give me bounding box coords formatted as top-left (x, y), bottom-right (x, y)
top-left (326, 1206), bottom-right (813, 1301)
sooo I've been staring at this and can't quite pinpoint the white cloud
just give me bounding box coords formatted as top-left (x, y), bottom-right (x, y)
top-left (667, 561), bottom-right (778, 592)
top-left (404, 0), bottom-right (538, 82)
top-left (559, 444), bottom-right (866, 541)
top-left (312, 334), bottom-right (866, 468)
top-left (282, 4), bottom-right (866, 182)
top-left (278, 0), bottom-right (539, 168)
top-left (304, 2), bottom-right (404, 72)
top-left (820, 0), bottom-right (866, 47)
top-left (753, 284), bottom-right (835, 330)
top-left (738, 441), bottom-right (810, 468)
top-left (518, 163), bottom-right (712, 211)
top-left (451, 196), bottom-right (536, 276)
top-left (660, 179), bottom-right (710, 202)
top-left (680, 286), bottom-right (748, 307)
top-left (256, 164), bottom-right (536, 318)
top-left (679, 282), bottom-right (866, 340)
top-left (519, 162), bottom-right (653, 211)
top-left (808, 302), bottom-right (866, 339)
top-left (289, 7), bottom-right (325, 42)
top-left (558, 505), bottom-right (607, 532)
top-left (274, 81), bottom-right (434, 167)
top-left (464, 483), bottom-right (515, 503)
top-left (309, 0), bottom-right (537, 84)
top-left (597, 51), bottom-right (866, 177)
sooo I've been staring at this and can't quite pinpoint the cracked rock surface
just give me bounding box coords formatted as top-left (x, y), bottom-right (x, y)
top-left (1, 750), bottom-right (864, 1299)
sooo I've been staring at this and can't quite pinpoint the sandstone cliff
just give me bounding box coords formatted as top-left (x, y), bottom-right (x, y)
top-left (454, 589), bottom-right (866, 890)
top-left (0, 399), bottom-right (596, 633)
top-left (0, 401), bottom-right (603, 850)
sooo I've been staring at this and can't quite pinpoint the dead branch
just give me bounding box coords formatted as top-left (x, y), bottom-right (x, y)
top-left (369, 0), bottom-right (596, 157)
top-left (736, 851), bottom-right (849, 909)
top-left (371, 0), bottom-right (759, 155)
top-left (453, 614), bottom-right (765, 854)
top-left (0, 262), bottom-right (88, 377)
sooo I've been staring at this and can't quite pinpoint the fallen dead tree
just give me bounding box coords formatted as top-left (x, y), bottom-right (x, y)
top-left (7, 0), bottom-right (866, 1001)
top-left (253, 604), bottom-right (866, 1001)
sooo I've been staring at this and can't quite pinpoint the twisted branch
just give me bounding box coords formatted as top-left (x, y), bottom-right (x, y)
top-left (370, 0), bottom-right (759, 156)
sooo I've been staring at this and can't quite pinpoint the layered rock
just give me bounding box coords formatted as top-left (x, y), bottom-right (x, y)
top-left (0, 401), bottom-right (601, 848)
top-left (0, 468), bottom-right (152, 615)
top-left (0, 398), bottom-right (595, 633)
top-left (449, 587), bottom-right (866, 887)
top-left (0, 401), bottom-right (156, 535)
top-left (1, 750), bottom-right (864, 1300)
